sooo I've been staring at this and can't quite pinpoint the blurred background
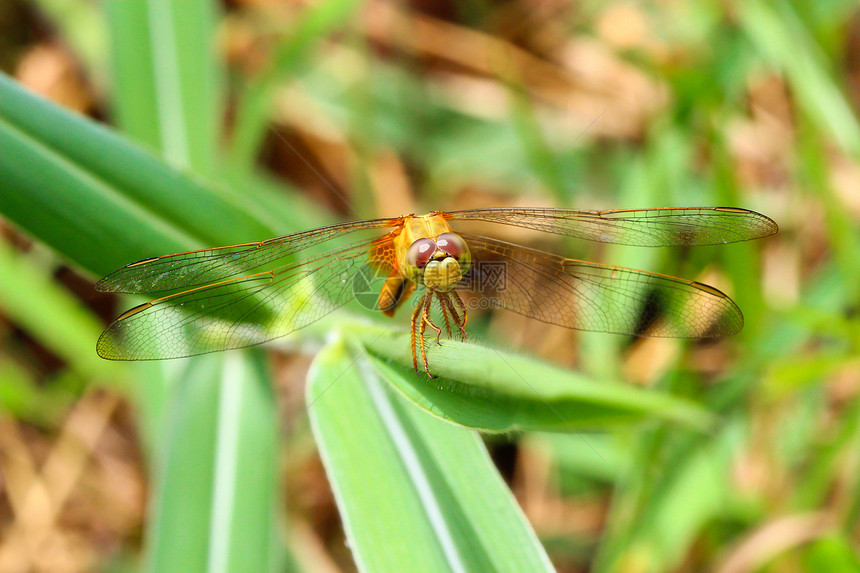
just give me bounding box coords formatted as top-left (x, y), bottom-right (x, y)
top-left (1, 0), bottom-right (859, 571)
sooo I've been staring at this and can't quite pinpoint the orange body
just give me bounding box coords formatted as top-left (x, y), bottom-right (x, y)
top-left (392, 213), bottom-right (454, 276)
top-left (375, 213), bottom-right (459, 315)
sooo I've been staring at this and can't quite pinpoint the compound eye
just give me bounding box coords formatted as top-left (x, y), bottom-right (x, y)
top-left (406, 238), bottom-right (436, 268)
top-left (435, 233), bottom-right (467, 259)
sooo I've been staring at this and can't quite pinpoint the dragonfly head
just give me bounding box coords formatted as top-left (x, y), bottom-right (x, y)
top-left (405, 233), bottom-right (471, 292)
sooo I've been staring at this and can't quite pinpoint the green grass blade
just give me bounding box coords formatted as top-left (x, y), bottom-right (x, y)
top-left (96, 7), bottom-right (287, 572)
top-left (143, 351), bottom-right (280, 573)
top-left (0, 73), bottom-right (275, 275)
top-left (593, 424), bottom-right (742, 573)
top-left (29, 0), bottom-right (108, 81)
top-left (0, 240), bottom-right (119, 380)
top-left (308, 337), bottom-right (554, 572)
top-left (738, 0), bottom-right (860, 155)
top-left (105, 0), bottom-right (221, 173)
top-left (803, 533), bottom-right (860, 571)
top-left (103, 0), bottom-right (159, 150)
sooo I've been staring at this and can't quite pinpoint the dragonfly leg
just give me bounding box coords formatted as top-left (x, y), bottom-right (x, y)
top-left (423, 297), bottom-right (444, 346)
top-left (418, 295), bottom-right (437, 378)
top-left (436, 292), bottom-right (456, 339)
top-left (439, 296), bottom-right (453, 338)
top-left (439, 292), bottom-right (462, 341)
top-left (410, 293), bottom-right (425, 373)
top-left (452, 292), bottom-right (468, 340)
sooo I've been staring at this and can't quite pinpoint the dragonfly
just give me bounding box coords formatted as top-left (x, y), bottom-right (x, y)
top-left (96, 207), bottom-right (777, 376)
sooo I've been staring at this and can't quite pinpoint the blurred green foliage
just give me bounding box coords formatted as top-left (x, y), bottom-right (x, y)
top-left (0, 0), bottom-right (859, 571)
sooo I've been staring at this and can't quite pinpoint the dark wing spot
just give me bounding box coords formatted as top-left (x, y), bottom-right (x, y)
top-left (633, 288), bottom-right (665, 337)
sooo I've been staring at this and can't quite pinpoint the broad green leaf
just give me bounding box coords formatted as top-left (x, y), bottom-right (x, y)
top-left (308, 337), bottom-right (554, 572)
top-left (347, 325), bottom-right (715, 433)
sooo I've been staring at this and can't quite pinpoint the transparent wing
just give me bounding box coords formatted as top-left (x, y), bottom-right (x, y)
top-left (443, 207), bottom-right (777, 246)
top-left (96, 217), bottom-right (402, 294)
top-left (97, 238), bottom-right (395, 360)
top-left (458, 234), bottom-right (743, 337)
